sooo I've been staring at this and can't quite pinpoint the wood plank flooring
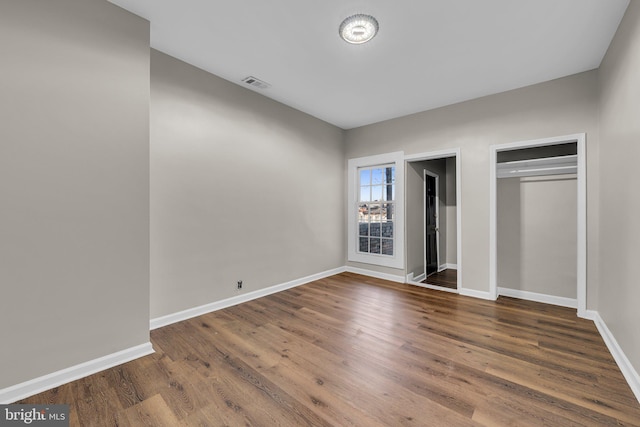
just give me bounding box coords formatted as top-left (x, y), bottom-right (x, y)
top-left (20, 272), bottom-right (640, 426)
top-left (423, 268), bottom-right (457, 289)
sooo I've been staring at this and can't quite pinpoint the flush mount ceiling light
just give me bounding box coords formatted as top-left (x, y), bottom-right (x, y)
top-left (339, 14), bottom-right (379, 44)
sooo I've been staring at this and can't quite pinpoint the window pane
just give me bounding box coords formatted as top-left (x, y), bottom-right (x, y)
top-left (381, 239), bottom-right (393, 255)
top-left (382, 220), bottom-right (393, 238)
top-left (369, 203), bottom-right (381, 220)
top-left (360, 186), bottom-right (371, 202)
top-left (371, 185), bottom-right (383, 202)
top-left (352, 162), bottom-right (397, 261)
top-left (358, 204), bottom-right (370, 226)
top-left (384, 167), bottom-right (396, 184)
top-left (383, 184), bottom-right (394, 201)
top-left (359, 169), bottom-right (371, 186)
top-left (359, 221), bottom-right (369, 237)
top-left (370, 238), bottom-right (381, 254)
top-left (359, 237), bottom-right (369, 253)
top-left (372, 168), bottom-right (384, 185)
top-left (370, 222), bottom-right (381, 237)
top-left (383, 203), bottom-right (394, 221)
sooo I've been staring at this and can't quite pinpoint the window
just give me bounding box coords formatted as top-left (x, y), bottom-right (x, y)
top-left (357, 165), bottom-right (395, 256)
top-left (348, 152), bottom-right (404, 269)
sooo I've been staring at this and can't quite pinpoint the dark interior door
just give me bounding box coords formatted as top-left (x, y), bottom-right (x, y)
top-left (426, 174), bottom-right (438, 276)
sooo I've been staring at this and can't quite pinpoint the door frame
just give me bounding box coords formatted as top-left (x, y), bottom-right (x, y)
top-left (405, 148), bottom-right (461, 292)
top-left (424, 169), bottom-right (440, 278)
top-left (489, 133), bottom-right (587, 317)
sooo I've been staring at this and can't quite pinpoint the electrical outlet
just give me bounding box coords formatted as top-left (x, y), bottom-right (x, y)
top-left (237, 280), bottom-right (243, 290)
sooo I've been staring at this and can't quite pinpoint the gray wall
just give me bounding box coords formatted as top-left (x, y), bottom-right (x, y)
top-left (150, 50), bottom-right (345, 318)
top-left (445, 157), bottom-right (458, 265)
top-left (497, 175), bottom-right (577, 298)
top-left (598, 0), bottom-right (640, 376)
top-left (345, 71), bottom-right (600, 297)
top-left (405, 162), bottom-right (424, 277)
top-left (0, 1), bottom-right (150, 389)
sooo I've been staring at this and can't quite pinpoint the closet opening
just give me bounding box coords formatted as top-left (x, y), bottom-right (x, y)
top-left (489, 134), bottom-right (587, 317)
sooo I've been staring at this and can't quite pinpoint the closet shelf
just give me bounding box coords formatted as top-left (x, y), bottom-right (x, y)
top-left (497, 154), bottom-right (577, 178)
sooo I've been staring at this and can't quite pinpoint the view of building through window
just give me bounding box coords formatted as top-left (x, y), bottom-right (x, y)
top-left (357, 165), bottom-right (395, 255)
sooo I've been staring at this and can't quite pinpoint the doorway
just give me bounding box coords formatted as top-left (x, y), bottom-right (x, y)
top-left (405, 150), bottom-right (460, 293)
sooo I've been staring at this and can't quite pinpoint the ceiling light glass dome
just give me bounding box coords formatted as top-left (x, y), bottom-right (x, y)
top-left (339, 14), bottom-right (379, 44)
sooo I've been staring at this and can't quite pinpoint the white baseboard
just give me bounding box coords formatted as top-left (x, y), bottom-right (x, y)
top-left (413, 273), bottom-right (426, 282)
top-left (591, 312), bottom-right (640, 403)
top-left (150, 267), bottom-right (345, 330)
top-left (459, 288), bottom-right (495, 300)
top-left (440, 263), bottom-right (458, 270)
top-left (344, 266), bottom-right (405, 283)
top-left (408, 280), bottom-right (458, 294)
top-left (0, 342), bottom-right (154, 404)
top-left (498, 287), bottom-right (578, 309)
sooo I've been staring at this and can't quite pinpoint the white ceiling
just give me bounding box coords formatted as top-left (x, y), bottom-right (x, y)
top-left (109, 0), bottom-right (629, 130)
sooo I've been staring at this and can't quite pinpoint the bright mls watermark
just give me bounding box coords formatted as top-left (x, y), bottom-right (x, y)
top-left (0, 405), bottom-right (68, 426)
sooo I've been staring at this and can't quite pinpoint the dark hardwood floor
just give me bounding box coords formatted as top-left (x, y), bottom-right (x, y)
top-left (423, 268), bottom-right (457, 289)
top-left (20, 272), bottom-right (640, 426)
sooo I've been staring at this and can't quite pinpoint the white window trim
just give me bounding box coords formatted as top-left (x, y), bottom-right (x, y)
top-left (348, 151), bottom-right (405, 269)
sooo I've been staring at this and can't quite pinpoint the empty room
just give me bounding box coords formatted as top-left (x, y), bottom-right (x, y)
top-left (2, 0), bottom-right (640, 425)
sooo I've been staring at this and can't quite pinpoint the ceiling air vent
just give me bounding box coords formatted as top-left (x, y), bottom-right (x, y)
top-left (242, 76), bottom-right (271, 89)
